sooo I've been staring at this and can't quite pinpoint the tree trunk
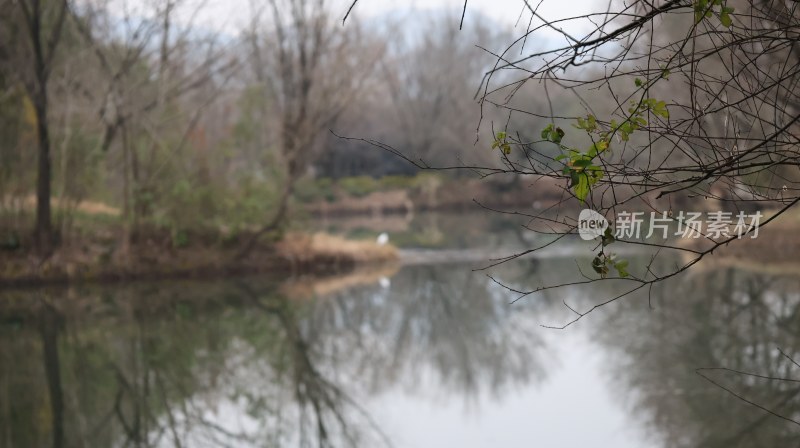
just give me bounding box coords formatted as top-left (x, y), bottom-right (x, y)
top-left (39, 301), bottom-right (64, 448)
top-left (33, 95), bottom-right (53, 252)
top-left (19, 0), bottom-right (68, 254)
top-left (120, 124), bottom-right (132, 258)
top-left (234, 179), bottom-right (295, 260)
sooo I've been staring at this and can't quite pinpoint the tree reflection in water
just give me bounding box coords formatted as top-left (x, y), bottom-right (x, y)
top-left (0, 262), bottom-right (547, 448)
top-left (0, 261), bottom-right (798, 447)
top-left (593, 267), bottom-right (800, 447)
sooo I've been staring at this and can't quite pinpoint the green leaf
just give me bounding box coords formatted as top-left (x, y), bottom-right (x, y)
top-left (588, 168), bottom-right (603, 185)
top-left (569, 170), bottom-right (580, 187)
top-left (720, 11), bottom-right (732, 27)
top-left (592, 258), bottom-right (603, 273)
top-left (634, 78), bottom-right (643, 87)
top-left (614, 260), bottom-right (630, 278)
top-left (592, 256), bottom-right (607, 276)
top-left (541, 124), bottom-right (554, 140)
top-left (554, 127), bottom-right (565, 143)
top-left (602, 227), bottom-right (615, 247)
top-left (575, 115), bottom-right (597, 132)
top-left (573, 173), bottom-right (590, 202)
top-left (493, 131), bottom-right (512, 154)
top-left (572, 158), bottom-right (593, 168)
top-left (590, 139), bottom-right (609, 155)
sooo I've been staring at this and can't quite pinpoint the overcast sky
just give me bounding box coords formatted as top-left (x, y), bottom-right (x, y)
top-left (184, 0), bottom-right (601, 39)
top-left (343, 0), bottom-right (599, 26)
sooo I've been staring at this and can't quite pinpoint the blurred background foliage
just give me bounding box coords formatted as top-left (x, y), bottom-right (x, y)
top-left (0, 0), bottom-right (543, 251)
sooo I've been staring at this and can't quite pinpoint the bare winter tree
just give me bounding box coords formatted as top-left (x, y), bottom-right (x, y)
top-left (71, 0), bottom-right (237, 255)
top-left (238, 0), bottom-right (382, 257)
top-left (379, 15), bottom-right (508, 171)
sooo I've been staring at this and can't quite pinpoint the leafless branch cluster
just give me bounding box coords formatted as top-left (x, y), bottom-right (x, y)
top-left (344, 0), bottom-right (800, 328)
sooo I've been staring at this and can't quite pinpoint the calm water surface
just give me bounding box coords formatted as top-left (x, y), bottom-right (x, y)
top-left (1, 212), bottom-right (799, 447)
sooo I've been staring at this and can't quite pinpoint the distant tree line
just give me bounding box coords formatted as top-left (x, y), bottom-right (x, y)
top-left (0, 0), bottom-right (527, 254)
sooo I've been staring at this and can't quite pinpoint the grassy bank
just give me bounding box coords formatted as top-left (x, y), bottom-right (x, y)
top-left (0, 229), bottom-right (397, 287)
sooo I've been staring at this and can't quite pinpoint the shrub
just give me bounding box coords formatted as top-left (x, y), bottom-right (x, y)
top-left (294, 177), bottom-right (335, 203)
top-left (339, 176), bottom-right (378, 198)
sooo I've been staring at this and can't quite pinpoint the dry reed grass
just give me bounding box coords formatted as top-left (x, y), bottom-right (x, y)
top-left (277, 232), bottom-right (398, 264)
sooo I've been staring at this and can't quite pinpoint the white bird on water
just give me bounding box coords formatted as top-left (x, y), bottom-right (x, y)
top-left (376, 232), bottom-right (389, 246)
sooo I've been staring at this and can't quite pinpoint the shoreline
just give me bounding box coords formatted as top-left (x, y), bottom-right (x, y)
top-left (0, 232), bottom-right (398, 289)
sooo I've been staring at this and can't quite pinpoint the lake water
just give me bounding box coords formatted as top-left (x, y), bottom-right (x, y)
top-left (1, 211), bottom-right (799, 447)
